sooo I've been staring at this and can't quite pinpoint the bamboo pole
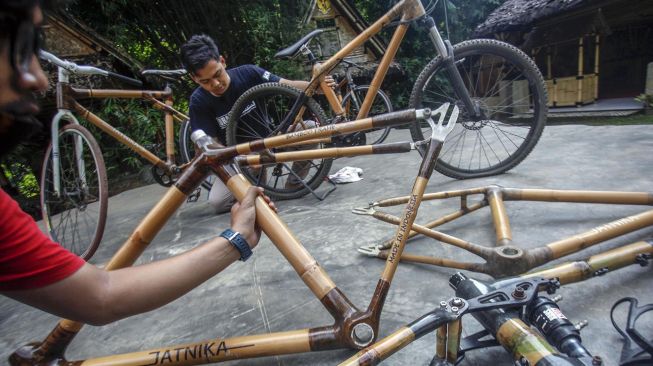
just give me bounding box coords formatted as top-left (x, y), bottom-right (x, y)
top-left (577, 37), bottom-right (584, 105)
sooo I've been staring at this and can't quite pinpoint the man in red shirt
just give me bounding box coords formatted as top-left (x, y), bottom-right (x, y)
top-left (0, 0), bottom-right (274, 325)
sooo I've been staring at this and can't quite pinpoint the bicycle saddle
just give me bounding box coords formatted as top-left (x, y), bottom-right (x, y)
top-left (274, 29), bottom-right (324, 59)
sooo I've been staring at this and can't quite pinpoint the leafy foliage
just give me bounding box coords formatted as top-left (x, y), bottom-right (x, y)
top-left (62, 0), bottom-right (313, 75)
top-left (635, 94), bottom-right (653, 108)
top-left (90, 99), bottom-right (169, 172)
top-left (1, 142), bottom-right (46, 218)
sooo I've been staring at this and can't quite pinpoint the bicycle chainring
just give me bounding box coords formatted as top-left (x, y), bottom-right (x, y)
top-left (151, 165), bottom-right (178, 187)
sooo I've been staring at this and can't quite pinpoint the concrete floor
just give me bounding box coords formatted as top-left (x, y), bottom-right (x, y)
top-left (2, 124), bottom-right (653, 365)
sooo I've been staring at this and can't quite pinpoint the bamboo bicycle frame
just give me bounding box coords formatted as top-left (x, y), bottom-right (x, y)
top-left (55, 79), bottom-right (190, 174)
top-left (354, 186), bottom-right (653, 277)
top-left (341, 239), bottom-right (653, 365)
top-left (10, 108), bottom-right (452, 366)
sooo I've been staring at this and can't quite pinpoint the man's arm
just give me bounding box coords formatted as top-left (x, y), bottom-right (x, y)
top-left (3, 187), bottom-right (274, 326)
top-left (280, 78), bottom-right (336, 93)
top-left (280, 79), bottom-right (310, 90)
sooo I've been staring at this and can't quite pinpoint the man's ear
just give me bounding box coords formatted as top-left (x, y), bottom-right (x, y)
top-left (219, 56), bottom-right (226, 67)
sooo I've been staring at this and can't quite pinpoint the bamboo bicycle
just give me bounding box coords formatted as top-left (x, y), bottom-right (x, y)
top-left (39, 51), bottom-right (191, 260)
top-left (8, 103), bottom-right (652, 365)
top-left (226, 0), bottom-right (548, 199)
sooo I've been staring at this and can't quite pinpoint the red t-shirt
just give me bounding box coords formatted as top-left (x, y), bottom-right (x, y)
top-left (0, 188), bottom-right (85, 291)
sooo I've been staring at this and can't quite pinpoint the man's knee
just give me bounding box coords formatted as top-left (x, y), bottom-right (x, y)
top-left (209, 194), bottom-right (235, 214)
top-left (208, 181), bottom-right (236, 214)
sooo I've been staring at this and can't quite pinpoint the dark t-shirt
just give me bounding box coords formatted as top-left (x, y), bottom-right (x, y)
top-left (189, 64), bottom-right (280, 144)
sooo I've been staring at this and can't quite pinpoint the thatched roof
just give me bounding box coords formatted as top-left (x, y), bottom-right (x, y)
top-left (475, 0), bottom-right (589, 37)
top-left (46, 11), bottom-right (142, 71)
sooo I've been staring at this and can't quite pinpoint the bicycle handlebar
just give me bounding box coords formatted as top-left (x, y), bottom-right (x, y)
top-left (106, 71), bottom-right (143, 87)
top-left (40, 50), bottom-right (143, 87)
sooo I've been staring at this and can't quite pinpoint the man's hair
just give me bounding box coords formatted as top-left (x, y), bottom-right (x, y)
top-left (180, 34), bottom-right (220, 76)
top-left (0, 0), bottom-right (39, 43)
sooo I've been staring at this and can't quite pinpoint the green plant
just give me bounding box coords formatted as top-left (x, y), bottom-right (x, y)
top-left (635, 94), bottom-right (653, 108)
top-left (83, 98), bottom-right (166, 178)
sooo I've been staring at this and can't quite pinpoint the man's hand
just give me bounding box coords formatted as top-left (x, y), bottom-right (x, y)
top-left (323, 75), bottom-right (337, 89)
top-left (315, 75), bottom-right (337, 95)
top-left (230, 187), bottom-right (276, 248)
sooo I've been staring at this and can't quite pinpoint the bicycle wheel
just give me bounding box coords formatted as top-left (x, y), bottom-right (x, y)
top-left (40, 124), bottom-right (108, 260)
top-left (226, 82), bottom-right (332, 200)
top-left (409, 39), bottom-right (548, 179)
top-left (342, 85), bottom-right (393, 144)
top-left (178, 119), bottom-right (214, 191)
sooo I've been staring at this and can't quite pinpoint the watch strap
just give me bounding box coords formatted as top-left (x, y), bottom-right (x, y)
top-left (220, 229), bottom-right (252, 261)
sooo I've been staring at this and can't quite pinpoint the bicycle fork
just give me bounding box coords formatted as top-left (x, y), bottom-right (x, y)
top-left (420, 16), bottom-right (482, 119)
top-left (50, 110), bottom-right (89, 198)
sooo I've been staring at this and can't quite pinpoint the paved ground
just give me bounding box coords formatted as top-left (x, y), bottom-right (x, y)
top-left (2, 124), bottom-right (653, 365)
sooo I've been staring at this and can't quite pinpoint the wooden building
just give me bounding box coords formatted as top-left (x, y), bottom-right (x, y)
top-left (301, 0), bottom-right (401, 79)
top-left (475, 0), bottom-right (653, 107)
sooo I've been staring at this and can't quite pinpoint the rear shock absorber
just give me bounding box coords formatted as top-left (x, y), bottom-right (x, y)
top-left (527, 297), bottom-right (597, 361)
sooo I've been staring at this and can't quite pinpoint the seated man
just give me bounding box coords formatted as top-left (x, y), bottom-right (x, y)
top-left (0, 1), bottom-right (275, 325)
top-left (181, 34), bottom-right (334, 213)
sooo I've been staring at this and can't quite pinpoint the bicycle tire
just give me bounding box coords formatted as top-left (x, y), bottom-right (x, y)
top-left (40, 124), bottom-right (108, 261)
top-left (226, 82), bottom-right (332, 200)
top-left (178, 119), bottom-right (214, 191)
top-left (342, 85), bottom-right (393, 144)
top-left (409, 38), bottom-right (548, 179)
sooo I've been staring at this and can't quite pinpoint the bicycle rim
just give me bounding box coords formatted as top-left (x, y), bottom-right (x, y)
top-left (40, 124), bottom-right (108, 260)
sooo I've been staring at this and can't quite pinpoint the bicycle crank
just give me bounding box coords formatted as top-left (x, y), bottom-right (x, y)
top-left (151, 165), bottom-right (178, 187)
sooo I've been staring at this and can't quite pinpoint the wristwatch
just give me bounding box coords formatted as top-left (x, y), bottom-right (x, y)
top-left (220, 229), bottom-right (252, 261)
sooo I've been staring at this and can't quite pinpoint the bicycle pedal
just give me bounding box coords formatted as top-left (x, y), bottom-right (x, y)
top-left (187, 188), bottom-right (201, 203)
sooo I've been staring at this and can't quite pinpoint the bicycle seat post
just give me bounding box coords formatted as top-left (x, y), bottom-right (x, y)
top-left (300, 44), bottom-right (317, 65)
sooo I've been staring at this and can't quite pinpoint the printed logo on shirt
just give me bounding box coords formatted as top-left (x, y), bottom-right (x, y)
top-left (262, 71), bottom-right (271, 81)
top-left (217, 114), bottom-right (229, 129)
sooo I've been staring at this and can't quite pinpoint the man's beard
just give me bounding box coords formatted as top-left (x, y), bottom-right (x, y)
top-left (0, 97), bottom-right (44, 157)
